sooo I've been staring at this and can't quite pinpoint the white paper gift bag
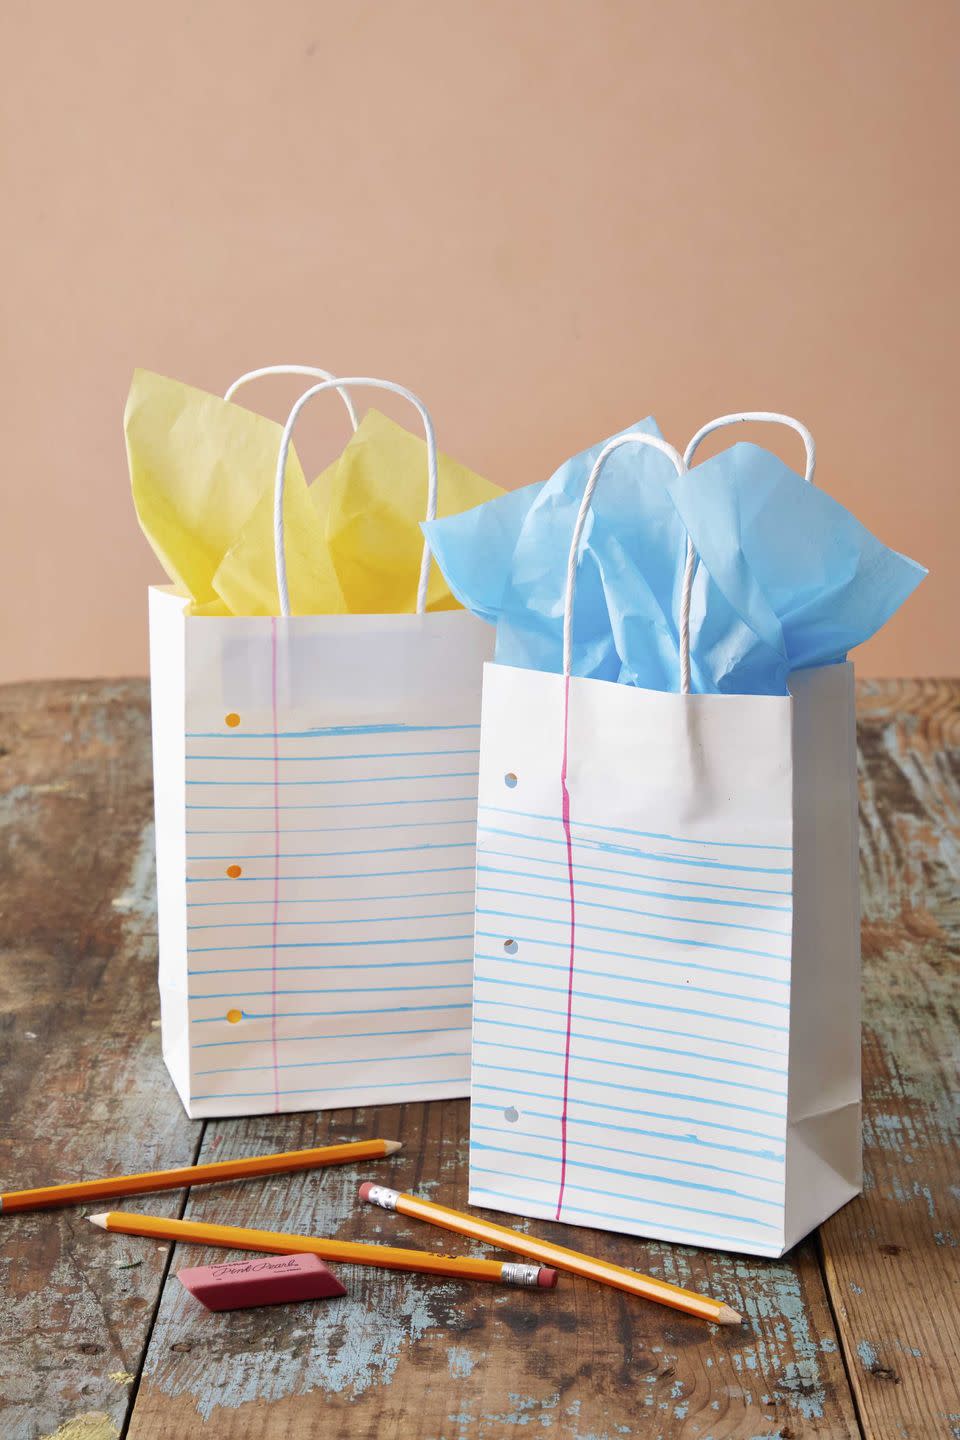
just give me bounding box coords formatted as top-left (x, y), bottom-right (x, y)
top-left (468, 420), bottom-right (862, 1257)
top-left (150, 372), bottom-right (493, 1119)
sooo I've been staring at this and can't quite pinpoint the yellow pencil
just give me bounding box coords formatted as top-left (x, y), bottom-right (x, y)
top-left (359, 1185), bottom-right (741, 1324)
top-left (1, 1139), bottom-right (401, 1213)
top-left (87, 1211), bottom-right (559, 1289)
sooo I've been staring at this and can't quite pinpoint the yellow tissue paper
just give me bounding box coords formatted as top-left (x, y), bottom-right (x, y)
top-left (212, 454), bottom-right (346, 617)
top-left (125, 369), bottom-right (308, 607)
top-left (212, 408), bottom-right (502, 614)
top-left (127, 371), bottom-right (502, 616)
top-left (323, 409), bottom-right (504, 613)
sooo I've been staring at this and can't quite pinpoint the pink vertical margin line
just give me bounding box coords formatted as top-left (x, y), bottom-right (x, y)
top-left (555, 672), bottom-right (577, 1221)
top-left (269, 617), bottom-right (281, 1112)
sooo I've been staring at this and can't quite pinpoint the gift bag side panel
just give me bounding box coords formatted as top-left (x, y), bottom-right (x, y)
top-left (181, 610), bottom-right (492, 1118)
top-left (148, 587), bottom-right (194, 1115)
top-left (783, 662), bottom-right (862, 1252)
top-left (470, 664), bottom-right (794, 1256)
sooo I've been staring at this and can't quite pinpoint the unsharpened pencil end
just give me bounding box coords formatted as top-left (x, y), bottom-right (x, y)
top-left (382, 1140), bottom-right (403, 1156)
top-left (87, 1213), bottom-right (109, 1229)
top-left (717, 1304), bottom-right (742, 1326)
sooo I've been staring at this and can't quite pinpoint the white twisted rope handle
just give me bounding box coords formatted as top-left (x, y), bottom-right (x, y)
top-left (224, 365), bottom-right (360, 431)
top-left (564, 433), bottom-right (689, 688)
top-left (274, 378), bottom-right (439, 617)
top-left (678, 412), bottom-right (816, 691)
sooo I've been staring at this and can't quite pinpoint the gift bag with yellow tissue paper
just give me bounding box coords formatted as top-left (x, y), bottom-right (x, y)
top-left (126, 365), bottom-right (358, 612)
top-left (322, 407), bottom-right (505, 613)
top-left (211, 395), bottom-right (502, 617)
top-left (133, 367), bottom-right (496, 1119)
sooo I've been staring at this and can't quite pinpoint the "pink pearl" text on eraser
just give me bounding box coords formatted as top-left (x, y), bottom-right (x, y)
top-left (177, 1253), bottom-right (346, 1311)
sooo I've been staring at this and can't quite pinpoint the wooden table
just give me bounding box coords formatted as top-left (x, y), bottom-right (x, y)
top-left (0, 679), bottom-right (957, 1440)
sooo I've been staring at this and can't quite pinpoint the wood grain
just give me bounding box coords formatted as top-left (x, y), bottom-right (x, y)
top-left (820, 678), bottom-right (960, 1438)
top-left (127, 1102), bottom-right (858, 1439)
top-left (3, 677), bottom-right (958, 1440)
top-left (0, 681), bottom-right (200, 1440)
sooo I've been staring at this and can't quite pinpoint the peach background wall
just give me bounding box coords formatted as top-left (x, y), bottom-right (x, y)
top-left (1, 0), bottom-right (956, 684)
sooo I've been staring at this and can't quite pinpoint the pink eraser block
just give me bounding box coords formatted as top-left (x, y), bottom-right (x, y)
top-left (177, 1254), bottom-right (346, 1311)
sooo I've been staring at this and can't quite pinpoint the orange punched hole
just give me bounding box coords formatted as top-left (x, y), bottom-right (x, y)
top-left (225, 713), bottom-right (241, 728)
top-left (226, 1009), bottom-right (243, 1024)
top-left (226, 865), bottom-right (242, 879)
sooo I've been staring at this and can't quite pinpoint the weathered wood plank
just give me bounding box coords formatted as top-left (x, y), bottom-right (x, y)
top-left (0, 681), bottom-right (202, 1440)
top-left (820, 679), bottom-right (960, 1439)
top-left (13, 676), bottom-right (956, 1439)
top-left (128, 1102), bottom-right (859, 1439)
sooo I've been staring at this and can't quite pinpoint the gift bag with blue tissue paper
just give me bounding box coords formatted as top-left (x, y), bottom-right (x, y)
top-left (425, 411), bottom-right (926, 1257)
top-left (128, 365), bottom-right (502, 1119)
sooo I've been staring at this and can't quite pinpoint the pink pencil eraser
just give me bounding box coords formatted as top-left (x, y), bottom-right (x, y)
top-left (538, 1267), bottom-right (559, 1288)
top-left (177, 1254), bottom-right (346, 1311)
top-left (358, 1181), bottom-right (375, 1202)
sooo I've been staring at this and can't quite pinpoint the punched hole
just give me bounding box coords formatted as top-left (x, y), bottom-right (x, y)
top-left (504, 1106), bottom-right (519, 1123)
top-left (503, 938), bottom-right (518, 955)
top-left (504, 772), bottom-right (518, 789)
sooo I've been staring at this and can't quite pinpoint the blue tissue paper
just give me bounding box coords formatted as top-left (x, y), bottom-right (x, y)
top-left (423, 420), bottom-right (926, 696)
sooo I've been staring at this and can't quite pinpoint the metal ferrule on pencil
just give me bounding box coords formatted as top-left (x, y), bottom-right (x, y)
top-left (500, 1263), bottom-right (546, 1288)
top-left (364, 1184), bottom-right (400, 1211)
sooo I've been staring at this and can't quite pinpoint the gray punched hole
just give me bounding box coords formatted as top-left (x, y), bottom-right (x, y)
top-left (503, 938), bottom-right (518, 955)
top-left (504, 772), bottom-right (518, 788)
top-left (504, 1106), bottom-right (519, 1123)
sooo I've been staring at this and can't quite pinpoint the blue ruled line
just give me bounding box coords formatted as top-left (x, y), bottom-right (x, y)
top-left (476, 885), bottom-right (789, 935)
top-left (195, 1025), bottom-right (472, 1050)
top-left (479, 825), bottom-right (790, 875)
top-left (187, 910), bottom-right (472, 930)
top-left (186, 748), bottom-right (480, 762)
top-left (470, 1165), bottom-right (780, 1231)
top-left (187, 771), bottom-right (479, 787)
top-left (473, 1016), bottom-right (786, 1075)
top-left (470, 1141), bottom-right (782, 1209)
top-left (476, 865), bottom-right (791, 912)
top-left (192, 1002), bottom-right (472, 1024)
top-left (187, 821), bottom-right (475, 836)
top-left (473, 973), bottom-right (789, 1033)
top-left (470, 1105), bottom-right (784, 1163)
top-left (186, 864), bottom-right (474, 884)
top-left (192, 1076), bottom-right (468, 1100)
top-left (476, 940), bottom-right (790, 995)
top-left (186, 724), bottom-right (481, 738)
top-left (187, 797), bottom-right (476, 811)
top-left (187, 889), bottom-right (475, 908)
top-left (472, 1082), bottom-right (785, 1143)
top-left (471, 1060), bottom-right (783, 1120)
top-left (468, 1188), bottom-right (772, 1249)
top-left (197, 1049), bottom-right (467, 1077)
top-left (469, 1123), bottom-right (781, 1180)
top-left (474, 996), bottom-right (786, 1056)
top-left (471, 1037), bottom-right (786, 1097)
top-left (479, 804), bottom-right (792, 852)
top-left (189, 957), bottom-right (472, 975)
top-left (191, 983), bottom-right (474, 999)
top-left (477, 912), bottom-right (788, 962)
top-left (479, 849), bottom-right (791, 897)
top-left (186, 843), bottom-right (476, 864)
top-left (190, 934), bottom-right (473, 953)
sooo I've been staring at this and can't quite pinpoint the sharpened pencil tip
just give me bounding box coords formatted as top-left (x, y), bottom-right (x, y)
top-left (717, 1304), bottom-right (742, 1326)
top-left (382, 1140), bottom-right (403, 1156)
top-left (87, 1213), bottom-right (109, 1229)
